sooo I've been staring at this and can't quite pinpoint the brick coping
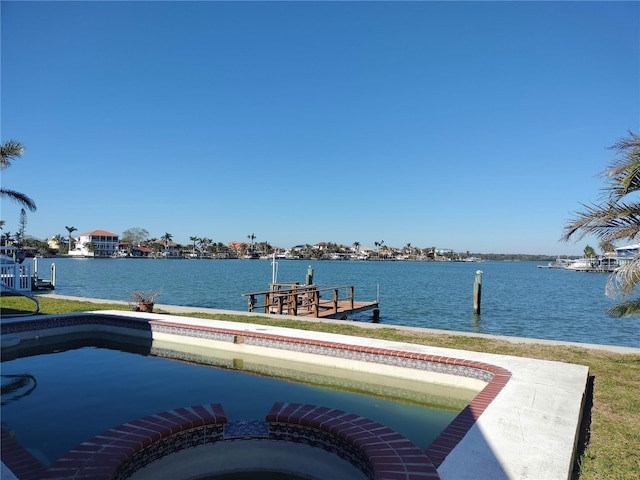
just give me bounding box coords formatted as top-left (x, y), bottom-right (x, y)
top-left (6, 403), bottom-right (440, 480)
top-left (1, 313), bottom-right (512, 478)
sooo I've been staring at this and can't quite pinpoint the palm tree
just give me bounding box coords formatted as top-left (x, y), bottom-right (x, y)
top-left (199, 237), bottom-right (212, 257)
top-left (562, 131), bottom-right (640, 316)
top-left (1, 231), bottom-right (12, 246)
top-left (190, 236), bottom-right (199, 255)
top-left (1, 140), bottom-right (37, 211)
top-left (65, 226), bottom-right (77, 254)
top-left (161, 233), bottom-right (173, 256)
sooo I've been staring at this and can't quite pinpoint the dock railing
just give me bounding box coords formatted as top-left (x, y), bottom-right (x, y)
top-left (242, 283), bottom-right (355, 318)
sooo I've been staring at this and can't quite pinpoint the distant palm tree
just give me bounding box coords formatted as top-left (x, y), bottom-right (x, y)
top-left (600, 241), bottom-right (616, 254)
top-left (65, 226), bottom-right (77, 254)
top-left (161, 233), bottom-right (173, 254)
top-left (1, 140), bottom-right (37, 211)
top-left (562, 131), bottom-right (640, 316)
top-left (199, 237), bottom-right (212, 256)
top-left (1, 231), bottom-right (12, 246)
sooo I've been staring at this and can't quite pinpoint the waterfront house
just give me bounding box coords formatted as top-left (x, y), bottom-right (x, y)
top-left (615, 243), bottom-right (640, 267)
top-left (148, 239), bottom-right (183, 258)
top-left (69, 230), bottom-right (119, 258)
top-left (114, 242), bottom-right (152, 258)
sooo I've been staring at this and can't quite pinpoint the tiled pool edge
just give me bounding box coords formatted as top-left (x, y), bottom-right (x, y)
top-left (1, 312), bottom-right (512, 478)
top-left (146, 316), bottom-right (512, 468)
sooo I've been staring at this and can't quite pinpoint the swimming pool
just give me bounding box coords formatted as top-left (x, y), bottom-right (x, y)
top-left (6, 309), bottom-right (577, 480)
top-left (1, 333), bottom-right (474, 466)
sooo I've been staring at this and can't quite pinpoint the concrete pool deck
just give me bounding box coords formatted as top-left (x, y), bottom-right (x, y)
top-left (6, 295), bottom-right (638, 479)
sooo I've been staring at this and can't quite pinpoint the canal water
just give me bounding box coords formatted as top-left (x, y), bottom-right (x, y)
top-left (33, 257), bottom-right (640, 347)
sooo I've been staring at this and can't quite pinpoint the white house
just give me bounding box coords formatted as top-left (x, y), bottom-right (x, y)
top-left (615, 243), bottom-right (640, 267)
top-left (69, 230), bottom-right (119, 258)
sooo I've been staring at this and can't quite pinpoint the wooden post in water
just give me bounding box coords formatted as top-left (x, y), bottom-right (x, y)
top-left (473, 270), bottom-right (483, 315)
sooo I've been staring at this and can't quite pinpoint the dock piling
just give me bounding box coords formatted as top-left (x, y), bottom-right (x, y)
top-left (473, 270), bottom-right (483, 315)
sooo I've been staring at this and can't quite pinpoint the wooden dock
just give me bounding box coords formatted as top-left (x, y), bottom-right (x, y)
top-left (242, 283), bottom-right (379, 320)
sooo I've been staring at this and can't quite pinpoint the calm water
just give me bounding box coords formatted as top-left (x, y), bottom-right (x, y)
top-left (33, 257), bottom-right (640, 347)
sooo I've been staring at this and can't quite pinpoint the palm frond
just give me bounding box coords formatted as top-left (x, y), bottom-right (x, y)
top-left (0, 140), bottom-right (25, 170)
top-left (606, 298), bottom-right (640, 317)
top-left (606, 255), bottom-right (640, 299)
top-left (562, 201), bottom-right (640, 243)
top-left (0, 188), bottom-right (37, 212)
top-left (602, 132), bottom-right (640, 200)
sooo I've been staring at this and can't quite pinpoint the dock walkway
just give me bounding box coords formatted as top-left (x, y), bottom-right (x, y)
top-left (242, 283), bottom-right (379, 320)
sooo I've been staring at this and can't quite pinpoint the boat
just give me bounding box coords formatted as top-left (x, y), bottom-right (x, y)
top-left (539, 256), bottom-right (618, 272)
top-left (538, 258), bottom-right (573, 269)
top-left (565, 258), bottom-right (596, 270)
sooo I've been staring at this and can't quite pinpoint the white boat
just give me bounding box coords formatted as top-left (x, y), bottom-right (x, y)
top-left (565, 258), bottom-right (595, 270)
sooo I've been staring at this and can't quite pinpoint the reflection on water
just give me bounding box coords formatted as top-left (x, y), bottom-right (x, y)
top-left (1, 373), bottom-right (37, 406)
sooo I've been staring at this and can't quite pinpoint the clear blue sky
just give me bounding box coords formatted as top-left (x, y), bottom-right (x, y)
top-left (2, 1), bottom-right (638, 255)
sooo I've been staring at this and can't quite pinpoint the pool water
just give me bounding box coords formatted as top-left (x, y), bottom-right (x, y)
top-left (207, 473), bottom-right (312, 480)
top-left (1, 335), bottom-right (473, 466)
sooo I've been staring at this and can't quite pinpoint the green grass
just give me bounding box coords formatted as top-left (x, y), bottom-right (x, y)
top-left (2, 295), bottom-right (639, 479)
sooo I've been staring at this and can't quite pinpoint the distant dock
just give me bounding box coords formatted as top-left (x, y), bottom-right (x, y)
top-left (242, 283), bottom-right (379, 321)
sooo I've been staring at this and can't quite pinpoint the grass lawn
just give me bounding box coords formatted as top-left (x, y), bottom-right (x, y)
top-left (2, 295), bottom-right (639, 480)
